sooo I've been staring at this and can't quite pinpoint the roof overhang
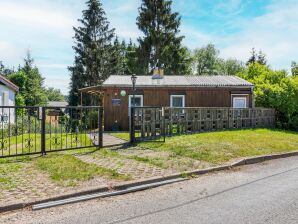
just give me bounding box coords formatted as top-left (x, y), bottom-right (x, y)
top-left (79, 86), bottom-right (104, 96)
top-left (101, 84), bottom-right (254, 88)
top-left (0, 75), bottom-right (19, 92)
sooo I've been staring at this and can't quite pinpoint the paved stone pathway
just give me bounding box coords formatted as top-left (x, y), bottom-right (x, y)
top-left (103, 133), bottom-right (127, 147)
top-left (0, 163), bottom-right (120, 209)
top-left (0, 145), bottom-right (211, 210)
top-left (76, 154), bottom-right (175, 180)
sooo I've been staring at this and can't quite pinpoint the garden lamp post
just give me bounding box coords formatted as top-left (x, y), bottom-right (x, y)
top-left (130, 74), bottom-right (137, 144)
top-left (131, 74), bottom-right (137, 107)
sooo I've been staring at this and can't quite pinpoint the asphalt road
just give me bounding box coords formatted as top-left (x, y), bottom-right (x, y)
top-left (3, 156), bottom-right (298, 224)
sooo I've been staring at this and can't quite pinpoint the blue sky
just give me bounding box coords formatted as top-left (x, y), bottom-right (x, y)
top-left (0, 0), bottom-right (297, 94)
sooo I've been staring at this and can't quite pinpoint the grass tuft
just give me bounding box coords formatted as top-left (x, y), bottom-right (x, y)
top-left (35, 154), bottom-right (130, 186)
top-left (0, 163), bottom-right (22, 190)
top-left (130, 155), bottom-right (166, 168)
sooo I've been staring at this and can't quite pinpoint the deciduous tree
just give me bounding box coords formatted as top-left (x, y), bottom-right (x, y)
top-left (193, 44), bottom-right (220, 75)
top-left (238, 63), bottom-right (298, 130)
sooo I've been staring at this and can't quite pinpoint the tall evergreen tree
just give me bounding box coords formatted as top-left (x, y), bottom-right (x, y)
top-left (0, 61), bottom-right (14, 76)
top-left (68, 0), bottom-right (115, 105)
top-left (291, 61), bottom-right (298, 77)
top-left (246, 48), bottom-right (257, 65)
top-left (246, 48), bottom-right (267, 66)
top-left (257, 50), bottom-right (267, 65)
top-left (125, 39), bottom-right (142, 75)
top-left (136, 0), bottom-right (185, 75)
top-left (69, 58), bottom-right (84, 106)
top-left (110, 37), bottom-right (127, 75)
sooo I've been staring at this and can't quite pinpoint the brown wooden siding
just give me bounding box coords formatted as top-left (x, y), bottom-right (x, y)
top-left (103, 86), bottom-right (253, 131)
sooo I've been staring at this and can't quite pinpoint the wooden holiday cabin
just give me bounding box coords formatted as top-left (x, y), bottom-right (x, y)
top-left (80, 72), bottom-right (254, 131)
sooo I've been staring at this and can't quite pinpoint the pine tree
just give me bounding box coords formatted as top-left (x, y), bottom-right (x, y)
top-left (0, 61), bottom-right (14, 76)
top-left (125, 39), bottom-right (141, 75)
top-left (136, 0), bottom-right (185, 75)
top-left (68, 58), bottom-right (84, 106)
top-left (257, 50), bottom-right (267, 65)
top-left (291, 61), bottom-right (298, 77)
top-left (110, 37), bottom-right (127, 75)
top-left (246, 48), bottom-right (257, 65)
top-left (68, 0), bottom-right (115, 105)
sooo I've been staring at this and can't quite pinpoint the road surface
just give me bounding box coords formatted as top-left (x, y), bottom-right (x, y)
top-left (2, 156), bottom-right (298, 224)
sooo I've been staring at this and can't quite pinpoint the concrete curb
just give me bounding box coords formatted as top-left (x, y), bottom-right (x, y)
top-left (1, 150), bottom-right (298, 214)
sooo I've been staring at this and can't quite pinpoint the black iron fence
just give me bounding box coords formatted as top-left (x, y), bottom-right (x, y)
top-left (130, 107), bottom-right (275, 143)
top-left (0, 106), bottom-right (103, 158)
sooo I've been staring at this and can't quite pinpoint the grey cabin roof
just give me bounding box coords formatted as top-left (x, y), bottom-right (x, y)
top-left (48, 101), bottom-right (68, 107)
top-left (102, 75), bottom-right (253, 88)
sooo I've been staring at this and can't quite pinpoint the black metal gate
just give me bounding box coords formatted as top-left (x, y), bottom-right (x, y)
top-left (0, 106), bottom-right (103, 158)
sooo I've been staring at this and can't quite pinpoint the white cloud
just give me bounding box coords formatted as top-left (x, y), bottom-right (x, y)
top-left (103, 0), bottom-right (141, 41)
top-left (0, 41), bottom-right (23, 66)
top-left (44, 77), bottom-right (69, 95)
top-left (0, 1), bottom-right (77, 36)
top-left (212, 0), bottom-right (245, 18)
top-left (175, 0), bottom-right (298, 70)
top-left (219, 1), bottom-right (298, 69)
top-left (37, 64), bottom-right (70, 69)
top-left (181, 28), bottom-right (216, 49)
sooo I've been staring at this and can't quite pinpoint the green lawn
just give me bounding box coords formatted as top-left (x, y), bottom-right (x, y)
top-left (1, 133), bottom-right (93, 156)
top-left (138, 129), bottom-right (298, 164)
top-left (108, 132), bottom-right (130, 141)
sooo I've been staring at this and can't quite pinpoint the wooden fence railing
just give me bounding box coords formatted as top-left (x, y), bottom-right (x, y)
top-left (131, 107), bottom-right (275, 142)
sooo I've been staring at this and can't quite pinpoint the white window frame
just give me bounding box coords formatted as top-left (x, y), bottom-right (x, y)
top-left (3, 91), bottom-right (8, 106)
top-left (170, 95), bottom-right (185, 108)
top-left (128, 95), bottom-right (144, 116)
top-left (0, 91), bottom-right (2, 106)
top-left (128, 95), bottom-right (144, 108)
top-left (232, 94), bottom-right (248, 109)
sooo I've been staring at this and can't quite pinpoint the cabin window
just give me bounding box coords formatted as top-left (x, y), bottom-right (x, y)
top-left (128, 95), bottom-right (143, 116)
top-left (233, 97), bottom-right (247, 108)
top-left (0, 91), bottom-right (2, 106)
top-left (128, 95), bottom-right (143, 108)
top-left (0, 91), bottom-right (7, 107)
top-left (3, 92), bottom-right (8, 106)
top-left (170, 95), bottom-right (185, 107)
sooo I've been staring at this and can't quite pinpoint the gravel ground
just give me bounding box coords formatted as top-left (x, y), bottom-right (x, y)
top-left (2, 156), bottom-right (298, 224)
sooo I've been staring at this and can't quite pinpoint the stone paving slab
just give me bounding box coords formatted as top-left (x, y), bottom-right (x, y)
top-left (103, 133), bottom-right (127, 147)
top-left (76, 154), bottom-right (175, 180)
top-left (0, 162), bottom-right (120, 209)
top-left (0, 147), bottom-right (211, 211)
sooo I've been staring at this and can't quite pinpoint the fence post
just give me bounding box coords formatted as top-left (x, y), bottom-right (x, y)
top-left (41, 107), bottom-right (46, 155)
top-left (98, 107), bottom-right (103, 148)
top-left (130, 107), bottom-right (135, 144)
top-left (162, 107), bottom-right (166, 142)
